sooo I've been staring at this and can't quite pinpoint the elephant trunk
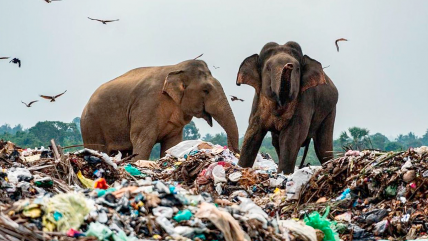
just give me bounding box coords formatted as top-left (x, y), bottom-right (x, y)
top-left (206, 88), bottom-right (240, 154)
top-left (275, 63), bottom-right (300, 106)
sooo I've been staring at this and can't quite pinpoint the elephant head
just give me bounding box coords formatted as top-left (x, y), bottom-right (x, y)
top-left (162, 60), bottom-right (240, 153)
top-left (237, 41), bottom-right (326, 108)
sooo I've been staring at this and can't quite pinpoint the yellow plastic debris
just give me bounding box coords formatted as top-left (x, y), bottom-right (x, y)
top-left (43, 192), bottom-right (93, 232)
top-left (23, 204), bottom-right (42, 218)
top-left (77, 170), bottom-right (95, 188)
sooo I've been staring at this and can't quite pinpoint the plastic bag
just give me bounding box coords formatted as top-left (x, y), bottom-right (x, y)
top-left (286, 167), bottom-right (319, 200)
top-left (153, 206), bottom-right (174, 218)
top-left (173, 209), bottom-right (193, 222)
top-left (278, 220), bottom-right (317, 241)
top-left (166, 140), bottom-right (205, 158)
top-left (124, 164), bottom-right (142, 176)
top-left (77, 171), bottom-right (95, 189)
top-left (212, 165), bottom-right (227, 184)
top-left (7, 168), bottom-right (33, 184)
top-left (156, 216), bottom-right (177, 235)
top-left (43, 192), bottom-right (93, 232)
top-left (252, 154), bottom-right (278, 172)
top-left (195, 202), bottom-right (250, 241)
top-left (304, 207), bottom-right (340, 241)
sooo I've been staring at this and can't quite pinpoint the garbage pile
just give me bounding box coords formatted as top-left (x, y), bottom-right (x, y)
top-left (0, 140), bottom-right (319, 241)
top-left (2, 138), bottom-right (428, 241)
top-left (281, 148), bottom-right (428, 240)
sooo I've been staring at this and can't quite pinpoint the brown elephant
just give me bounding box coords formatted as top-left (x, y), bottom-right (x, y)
top-left (80, 59), bottom-right (239, 159)
top-left (236, 41), bottom-right (339, 174)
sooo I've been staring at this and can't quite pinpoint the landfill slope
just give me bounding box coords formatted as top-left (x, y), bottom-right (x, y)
top-left (1, 139), bottom-right (428, 240)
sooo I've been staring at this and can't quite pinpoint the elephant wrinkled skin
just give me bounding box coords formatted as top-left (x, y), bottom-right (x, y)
top-left (237, 41), bottom-right (339, 174)
top-left (81, 60), bottom-right (239, 159)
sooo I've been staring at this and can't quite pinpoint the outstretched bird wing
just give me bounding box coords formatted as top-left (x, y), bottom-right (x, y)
top-left (28, 100), bottom-right (38, 106)
top-left (0, 57), bottom-right (9, 59)
top-left (40, 95), bottom-right (53, 100)
top-left (88, 17), bottom-right (103, 22)
top-left (238, 98), bottom-right (244, 102)
top-left (17, 59), bottom-right (21, 67)
top-left (335, 38), bottom-right (348, 52)
top-left (103, 19), bottom-right (119, 23)
top-left (54, 90), bottom-right (67, 98)
top-left (21, 101), bottom-right (28, 107)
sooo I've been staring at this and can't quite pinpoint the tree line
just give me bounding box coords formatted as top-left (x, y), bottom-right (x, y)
top-left (1, 118), bottom-right (428, 165)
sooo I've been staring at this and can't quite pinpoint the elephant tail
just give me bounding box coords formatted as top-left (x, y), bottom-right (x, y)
top-left (299, 140), bottom-right (310, 169)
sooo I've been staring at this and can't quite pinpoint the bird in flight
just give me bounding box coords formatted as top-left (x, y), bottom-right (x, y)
top-left (88, 17), bottom-right (119, 24)
top-left (213, 66), bottom-right (220, 69)
top-left (0, 57), bottom-right (10, 60)
top-left (335, 38), bottom-right (348, 52)
top-left (44, 0), bottom-right (61, 3)
top-left (21, 100), bottom-right (38, 107)
top-left (9, 58), bottom-right (21, 67)
top-left (40, 90), bottom-right (67, 102)
top-left (230, 95), bottom-right (244, 102)
top-left (323, 65), bottom-right (330, 69)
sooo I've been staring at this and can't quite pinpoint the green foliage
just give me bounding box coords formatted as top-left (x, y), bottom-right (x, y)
top-left (183, 121), bottom-right (201, 140)
top-left (385, 141), bottom-right (404, 151)
top-left (339, 127), bottom-right (372, 151)
top-left (203, 133), bottom-right (227, 146)
top-left (0, 120), bottom-right (82, 148)
top-left (421, 129), bottom-right (428, 146)
top-left (72, 117), bottom-right (81, 132)
top-left (396, 132), bottom-right (423, 149)
top-left (0, 124), bottom-right (23, 135)
top-left (370, 133), bottom-right (389, 150)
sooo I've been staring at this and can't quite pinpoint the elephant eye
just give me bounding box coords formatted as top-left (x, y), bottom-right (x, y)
top-left (203, 89), bottom-right (209, 94)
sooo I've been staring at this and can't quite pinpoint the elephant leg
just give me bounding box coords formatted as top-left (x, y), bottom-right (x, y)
top-left (271, 132), bottom-right (281, 159)
top-left (238, 121), bottom-right (267, 168)
top-left (278, 128), bottom-right (302, 174)
top-left (130, 128), bottom-right (157, 160)
top-left (160, 134), bottom-right (183, 158)
top-left (313, 109), bottom-right (336, 164)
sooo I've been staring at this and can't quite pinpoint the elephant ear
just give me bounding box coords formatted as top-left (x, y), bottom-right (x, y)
top-left (236, 54), bottom-right (261, 94)
top-left (162, 70), bottom-right (186, 104)
top-left (301, 55), bottom-right (326, 93)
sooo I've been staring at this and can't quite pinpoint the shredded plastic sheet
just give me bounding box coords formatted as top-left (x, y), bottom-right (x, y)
top-left (278, 219), bottom-right (317, 241)
top-left (195, 202), bottom-right (251, 241)
top-left (42, 192), bottom-right (93, 232)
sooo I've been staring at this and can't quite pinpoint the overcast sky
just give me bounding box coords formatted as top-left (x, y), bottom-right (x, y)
top-left (1, 1), bottom-right (428, 139)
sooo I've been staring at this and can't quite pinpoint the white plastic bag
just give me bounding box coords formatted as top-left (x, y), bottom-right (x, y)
top-left (165, 140), bottom-right (204, 158)
top-left (212, 165), bottom-right (227, 184)
top-left (285, 166), bottom-right (320, 200)
top-left (252, 153), bottom-right (278, 172)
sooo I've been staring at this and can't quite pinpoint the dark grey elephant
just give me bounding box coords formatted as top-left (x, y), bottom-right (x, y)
top-left (236, 41), bottom-right (339, 174)
top-left (81, 59), bottom-right (239, 159)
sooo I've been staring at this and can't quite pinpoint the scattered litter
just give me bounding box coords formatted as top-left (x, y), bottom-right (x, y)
top-left (2, 140), bottom-right (428, 240)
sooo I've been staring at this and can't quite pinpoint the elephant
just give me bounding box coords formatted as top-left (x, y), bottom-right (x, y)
top-left (236, 41), bottom-right (338, 174)
top-left (80, 59), bottom-right (240, 159)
